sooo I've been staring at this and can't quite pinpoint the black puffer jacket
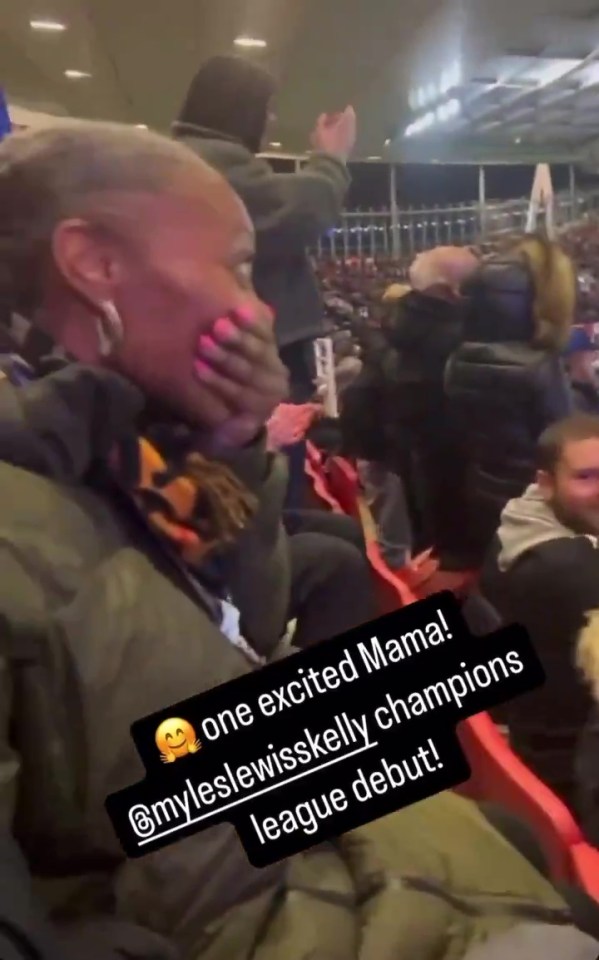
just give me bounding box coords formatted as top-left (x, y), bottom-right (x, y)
top-left (341, 290), bottom-right (472, 561)
top-left (445, 259), bottom-right (573, 554)
top-left (383, 288), bottom-right (465, 450)
top-left (341, 291), bottom-right (465, 461)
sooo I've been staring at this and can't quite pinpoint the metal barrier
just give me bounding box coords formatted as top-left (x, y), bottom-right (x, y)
top-left (316, 188), bottom-right (599, 258)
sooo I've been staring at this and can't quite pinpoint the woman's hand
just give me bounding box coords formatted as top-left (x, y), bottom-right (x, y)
top-left (193, 306), bottom-right (289, 448)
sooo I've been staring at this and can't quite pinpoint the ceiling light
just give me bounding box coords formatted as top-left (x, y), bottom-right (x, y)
top-left (384, 138), bottom-right (391, 147)
top-left (367, 155), bottom-right (382, 160)
top-left (269, 141), bottom-right (282, 148)
top-left (515, 136), bottom-right (522, 144)
top-left (234, 37), bottom-right (267, 49)
top-left (135, 124), bottom-right (148, 130)
top-left (65, 69), bottom-right (91, 79)
top-left (30, 18), bottom-right (66, 31)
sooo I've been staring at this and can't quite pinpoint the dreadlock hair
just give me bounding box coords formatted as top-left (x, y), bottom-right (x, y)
top-left (0, 121), bottom-right (258, 548)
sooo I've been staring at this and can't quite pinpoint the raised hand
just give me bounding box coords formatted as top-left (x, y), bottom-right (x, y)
top-left (310, 106), bottom-right (357, 161)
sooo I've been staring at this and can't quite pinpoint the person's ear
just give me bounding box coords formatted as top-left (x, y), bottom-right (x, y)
top-left (51, 219), bottom-right (124, 308)
top-left (536, 469), bottom-right (554, 501)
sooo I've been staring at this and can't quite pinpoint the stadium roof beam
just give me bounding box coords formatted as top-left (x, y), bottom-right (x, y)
top-left (466, 47), bottom-right (599, 133)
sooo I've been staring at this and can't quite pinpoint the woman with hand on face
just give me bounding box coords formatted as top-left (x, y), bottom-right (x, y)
top-left (0, 122), bottom-right (289, 960)
top-left (0, 122), bottom-right (374, 960)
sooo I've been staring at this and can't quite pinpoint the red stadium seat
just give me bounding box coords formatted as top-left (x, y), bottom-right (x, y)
top-left (570, 842), bottom-right (599, 902)
top-left (367, 540), bottom-right (418, 612)
top-left (304, 454), bottom-right (415, 610)
top-left (325, 456), bottom-right (361, 520)
top-left (417, 568), bottom-right (479, 599)
top-left (306, 440), bottom-right (323, 470)
top-left (457, 712), bottom-right (584, 883)
top-left (304, 456), bottom-right (342, 513)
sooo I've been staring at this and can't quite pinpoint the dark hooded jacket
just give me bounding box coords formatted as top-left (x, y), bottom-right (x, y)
top-left (173, 57), bottom-right (350, 350)
top-left (382, 287), bottom-right (465, 446)
top-left (341, 290), bottom-right (465, 457)
top-left (340, 289), bottom-right (471, 560)
top-left (0, 362), bottom-right (581, 959)
top-left (445, 258), bottom-right (574, 555)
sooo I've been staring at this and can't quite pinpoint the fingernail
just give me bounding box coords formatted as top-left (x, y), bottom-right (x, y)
top-left (236, 304), bottom-right (255, 325)
top-left (193, 359), bottom-right (211, 379)
top-left (213, 316), bottom-right (237, 341)
top-left (198, 334), bottom-right (218, 355)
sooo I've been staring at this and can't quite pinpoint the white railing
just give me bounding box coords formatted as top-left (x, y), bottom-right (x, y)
top-left (318, 188), bottom-right (599, 259)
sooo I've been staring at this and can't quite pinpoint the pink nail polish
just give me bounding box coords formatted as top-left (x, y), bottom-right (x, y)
top-left (213, 316), bottom-right (236, 341)
top-left (237, 304), bottom-right (256, 325)
top-left (193, 359), bottom-right (211, 379)
top-left (199, 334), bottom-right (217, 354)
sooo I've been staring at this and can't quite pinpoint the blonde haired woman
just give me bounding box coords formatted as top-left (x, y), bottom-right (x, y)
top-left (446, 233), bottom-right (576, 557)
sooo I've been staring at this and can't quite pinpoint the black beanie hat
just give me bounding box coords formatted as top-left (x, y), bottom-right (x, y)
top-left (177, 55), bottom-right (277, 154)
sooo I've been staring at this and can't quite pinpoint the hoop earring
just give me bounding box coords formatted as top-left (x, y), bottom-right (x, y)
top-left (96, 300), bottom-right (124, 358)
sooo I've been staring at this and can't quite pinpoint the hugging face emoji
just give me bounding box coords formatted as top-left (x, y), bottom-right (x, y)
top-left (155, 718), bottom-right (201, 763)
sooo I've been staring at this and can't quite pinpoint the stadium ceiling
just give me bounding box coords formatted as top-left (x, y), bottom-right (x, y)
top-left (3, 0), bottom-right (599, 165)
top-left (0, 0), bottom-right (439, 159)
top-left (402, 48), bottom-right (599, 166)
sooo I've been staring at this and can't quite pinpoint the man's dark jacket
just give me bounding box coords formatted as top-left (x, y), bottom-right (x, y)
top-left (341, 288), bottom-right (470, 560)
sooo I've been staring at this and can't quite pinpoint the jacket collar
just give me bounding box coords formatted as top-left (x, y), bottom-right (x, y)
top-left (172, 121), bottom-right (243, 147)
top-left (0, 362), bottom-right (143, 484)
top-left (497, 483), bottom-right (598, 572)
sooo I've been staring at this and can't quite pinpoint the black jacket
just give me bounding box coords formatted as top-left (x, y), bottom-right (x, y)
top-left (571, 378), bottom-right (599, 415)
top-left (445, 260), bottom-right (573, 553)
top-left (174, 124), bottom-right (350, 349)
top-left (383, 289), bottom-right (465, 452)
top-left (480, 485), bottom-right (599, 806)
top-left (340, 290), bottom-right (472, 560)
top-left (0, 834), bottom-right (61, 960)
top-left (341, 291), bottom-right (465, 461)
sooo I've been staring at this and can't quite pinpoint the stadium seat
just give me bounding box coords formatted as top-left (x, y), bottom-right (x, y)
top-left (306, 440), bottom-right (323, 469)
top-left (417, 568), bottom-right (479, 599)
top-left (304, 453), bottom-right (415, 610)
top-left (457, 712), bottom-right (584, 883)
top-left (324, 456), bottom-right (362, 520)
top-left (569, 842), bottom-right (599, 902)
top-left (367, 540), bottom-right (418, 612)
top-left (304, 455), bottom-right (341, 513)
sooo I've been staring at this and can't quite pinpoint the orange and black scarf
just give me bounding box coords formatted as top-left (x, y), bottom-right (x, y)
top-left (128, 438), bottom-right (257, 566)
top-left (0, 349), bottom-right (258, 565)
